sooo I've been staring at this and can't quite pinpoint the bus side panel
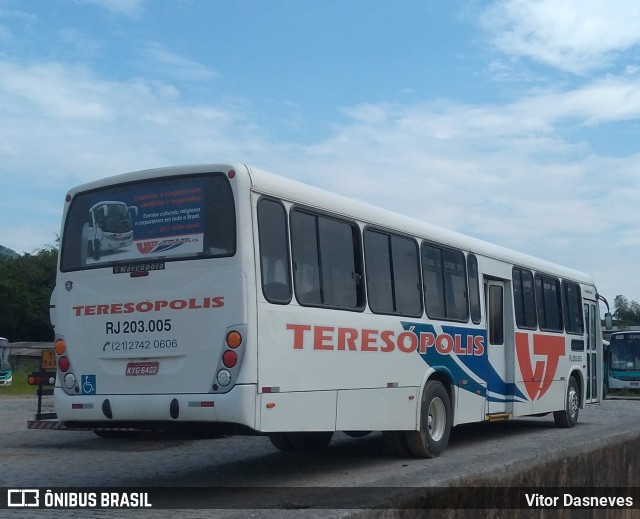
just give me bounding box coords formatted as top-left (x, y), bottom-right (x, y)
top-left (335, 387), bottom-right (418, 431)
top-left (258, 391), bottom-right (337, 432)
top-left (530, 376), bottom-right (567, 414)
top-left (454, 386), bottom-right (485, 426)
top-left (512, 396), bottom-right (533, 418)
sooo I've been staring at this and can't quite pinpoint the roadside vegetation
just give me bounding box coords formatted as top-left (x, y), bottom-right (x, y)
top-left (0, 244), bottom-right (57, 342)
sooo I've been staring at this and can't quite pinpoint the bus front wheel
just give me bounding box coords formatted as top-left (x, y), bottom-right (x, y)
top-left (88, 240), bottom-right (100, 261)
top-left (554, 376), bottom-right (580, 428)
top-left (404, 380), bottom-right (452, 458)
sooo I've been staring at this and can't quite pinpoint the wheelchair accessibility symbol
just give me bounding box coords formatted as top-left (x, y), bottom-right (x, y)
top-left (81, 375), bottom-right (96, 395)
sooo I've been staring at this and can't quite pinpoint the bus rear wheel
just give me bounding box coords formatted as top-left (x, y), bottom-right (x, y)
top-left (94, 430), bottom-right (140, 439)
top-left (268, 432), bottom-right (294, 452)
top-left (554, 376), bottom-right (580, 428)
top-left (404, 380), bottom-right (452, 458)
top-left (289, 432), bottom-right (333, 452)
top-left (268, 431), bottom-right (334, 452)
top-left (382, 431), bottom-right (412, 456)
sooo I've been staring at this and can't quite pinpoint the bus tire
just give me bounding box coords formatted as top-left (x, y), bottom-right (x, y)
top-left (344, 431), bottom-right (371, 438)
top-left (268, 432), bottom-right (294, 451)
top-left (94, 430), bottom-right (140, 439)
top-left (382, 431), bottom-right (412, 456)
top-left (92, 240), bottom-right (101, 260)
top-left (88, 240), bottom-right (100, 260)
top-left (288, 432), bottom-right (333, 452)
top-left (554, 376), bottom-right (580, 428)
top-left (404, 380), bottom-right (452, 458)
top-left (269, 433), bottom-right (293, 452)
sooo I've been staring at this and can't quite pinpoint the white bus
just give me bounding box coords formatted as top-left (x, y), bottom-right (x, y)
top-left (83, 200), bottom-right (138, 263)
top-left (50, 164), bottom-right (610, 456)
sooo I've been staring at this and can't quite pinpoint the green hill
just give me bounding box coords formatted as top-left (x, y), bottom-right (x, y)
top-left (0, 245), bottom-right (19, 258)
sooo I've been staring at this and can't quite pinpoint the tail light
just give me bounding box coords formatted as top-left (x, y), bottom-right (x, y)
top-left (222, 350), bottom-right (237, 368)
top-left (55, 339), bottom-right (66, 355)
top-left (226, 331), bottom-right (242, 348)
top-left (58, 356), bottom-right (70, 373)
top-left (214, 326), bottom-right (247, 392)
top-left (54, 337), bottom-right (77, 391)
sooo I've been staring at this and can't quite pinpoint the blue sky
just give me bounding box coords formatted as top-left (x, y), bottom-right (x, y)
top-left (1, 0), bottom-right (640, 308)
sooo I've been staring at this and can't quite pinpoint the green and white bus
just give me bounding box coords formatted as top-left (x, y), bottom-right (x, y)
top-left (608, 332), bottom-right (640, 392)
top-left (0, 337), bottom-right (12, 387)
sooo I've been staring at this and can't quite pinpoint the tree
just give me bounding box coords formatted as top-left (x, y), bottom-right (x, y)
top-left (612, 295), bottom-right (640, 327)
top-left (0, 245), bottom-right (58, 342)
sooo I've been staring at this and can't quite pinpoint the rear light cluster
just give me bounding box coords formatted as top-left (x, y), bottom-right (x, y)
top-left (214, 328), bottom-right (245, 392)
top-left (55, 338), bottom-right (78, 392)
top-left (28, 372), bottom-right (55, 386)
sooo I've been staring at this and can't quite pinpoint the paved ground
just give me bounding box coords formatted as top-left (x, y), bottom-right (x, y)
top-left (2, 394), bottom-right (639, 518)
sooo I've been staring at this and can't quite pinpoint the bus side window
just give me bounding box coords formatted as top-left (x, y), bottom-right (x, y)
top-left (535, 274), bottom-right (563, 332)
top-left (364, 229), bottom-right (422, 317)
top-left (513, 267), bottom-right (537, 330)
top-left (257, 198), bottom-right (292, 304)
top-left (468, 254), bottom-right (481, 324)
top-left (291, 209), bottom-right (364, 310)
top-left (563, 280), bottom-right (584, 335)
top-left (422, 243), bottom-right (469, 322)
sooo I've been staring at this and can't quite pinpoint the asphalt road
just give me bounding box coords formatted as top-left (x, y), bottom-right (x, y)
top-left (1, 394), bottom-right (640, 518)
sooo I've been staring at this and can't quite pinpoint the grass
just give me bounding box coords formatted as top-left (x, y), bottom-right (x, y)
top-left (0, 368), bottom-right (43, 396)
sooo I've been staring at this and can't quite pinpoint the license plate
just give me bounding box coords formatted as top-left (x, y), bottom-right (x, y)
top-left (126, 362), bottom-right (159, 376)
top-left (631, 381), bottom-right (639, 387)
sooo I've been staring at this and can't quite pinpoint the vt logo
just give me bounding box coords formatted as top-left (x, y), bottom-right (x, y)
top-left (136, 241), bottom-right (158, 254)
top-left (515, 332), bottom-right (565, 401)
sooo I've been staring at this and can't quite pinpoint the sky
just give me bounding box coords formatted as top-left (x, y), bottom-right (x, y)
top-left (1, 0), bottom-right (640, 310)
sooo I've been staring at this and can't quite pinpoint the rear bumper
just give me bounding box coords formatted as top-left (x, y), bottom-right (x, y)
top-left (53, 384), bottom-right (258, 429)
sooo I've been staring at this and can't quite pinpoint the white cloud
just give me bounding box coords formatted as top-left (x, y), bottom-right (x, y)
top-left (141, 43), bottom-right (219, 83)
top-left (74, 0), bottom-right (147, 17)
top-left (271, 89), bottom-right (640, 307)
top-left (483, 0), bottom-right (640, 74)
top-left (1, 53), bottom-right (639, 302)
top-left (514, 76), bottom-right (640, 125)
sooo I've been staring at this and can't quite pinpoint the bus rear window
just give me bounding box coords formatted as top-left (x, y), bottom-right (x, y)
top-left (60, 173), bottom-right (236, 271)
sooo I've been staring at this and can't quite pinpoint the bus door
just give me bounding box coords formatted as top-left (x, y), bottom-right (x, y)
top-left (485, 279), bottom-right (515, 417)
top-left (583, 300), bottom-right (599, 403)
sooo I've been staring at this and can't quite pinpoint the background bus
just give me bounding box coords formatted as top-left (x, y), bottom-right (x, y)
top-left (83, 201), bottom-right (137, 263)
top-left (0, 337), bottom-right (12, 387)
top-left (607, 332), bottom-right (640, 392)
top-left (50, 163), bottom-right (610, 457)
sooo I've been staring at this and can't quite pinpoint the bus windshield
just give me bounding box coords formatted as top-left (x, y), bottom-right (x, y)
top-left (90, 202), bottom-right (134, 233)
top-left (0, 336), bottom-right (12, 390)
top-left (0, 338), bottom-right (10, 371)
top-left (60, 173), bottom-right (236, 271)
top-left (610, 335), bottom-right (640, 372)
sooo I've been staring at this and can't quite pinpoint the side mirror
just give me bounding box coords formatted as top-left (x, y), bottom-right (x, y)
top-left (604, 312), bottom-right (613, 330)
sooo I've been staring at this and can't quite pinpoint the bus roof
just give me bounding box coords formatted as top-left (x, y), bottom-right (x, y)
top-left (66, 163), bottom-right (596, 287)
top-left (246, 165), bottom-right (595, 287)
